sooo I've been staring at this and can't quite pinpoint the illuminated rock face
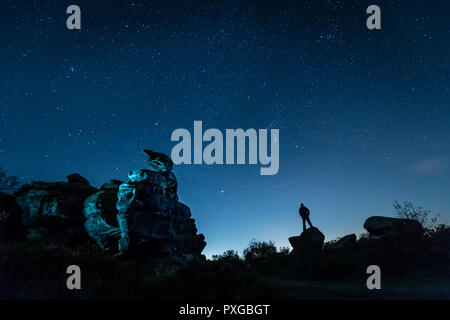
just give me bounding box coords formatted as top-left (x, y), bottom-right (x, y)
top-left (116, 169), bottom-right (178, 252)
top-left (116, 166), bottom-right (206, 259)
top-left (11, 150), bottom-right (206, 260)
top-left (84, 180), bottom-right (123, 253)
top-left (14, 174), bottom-right (97, 244)
top-left (84, 150), bottom-right (206, 260)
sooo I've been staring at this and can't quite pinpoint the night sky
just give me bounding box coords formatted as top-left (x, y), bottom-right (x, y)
top-left (1, 0), bottom-right (449, 257)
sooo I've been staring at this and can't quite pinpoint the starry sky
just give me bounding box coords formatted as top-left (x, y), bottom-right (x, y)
top-left (1, 0), bottom-right (449, 257)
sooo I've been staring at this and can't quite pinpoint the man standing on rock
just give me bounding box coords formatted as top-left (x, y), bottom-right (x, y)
top-left (299, 203), bottom-right (313, 232)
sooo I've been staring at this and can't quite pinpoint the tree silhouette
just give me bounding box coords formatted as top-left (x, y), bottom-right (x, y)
top-left (0, 166), bottom-right (19, 194)
top-left (393, 200), bottom-right (439, 229)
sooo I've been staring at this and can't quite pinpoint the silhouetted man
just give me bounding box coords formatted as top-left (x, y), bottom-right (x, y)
top-left (299, 203), bottom-right (313, 232)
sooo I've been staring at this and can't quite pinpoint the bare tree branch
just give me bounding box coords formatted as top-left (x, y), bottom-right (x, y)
top-left (393, 200), bottom-right (439, 229)
top-left (0, 166), bottom-right (19, 194)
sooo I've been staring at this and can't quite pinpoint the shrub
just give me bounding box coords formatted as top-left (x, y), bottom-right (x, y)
top-left (212, 250), bottom-right (241, 262)
top-left (243, 239), bottom-right (277, 261)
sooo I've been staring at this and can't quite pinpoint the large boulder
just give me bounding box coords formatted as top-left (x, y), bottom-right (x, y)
top-left (84, 180), bottom-right (123, 253)
top-left (0, 192), bottom-right (24, 241)
top-left (289, 227), bottom-right (325, 257)
top-left (364, 216), bottom-right (424, 237)
top-left (325, 234), bottom-right (357, 252)
top-left (14, 174), bottom-right (97, 244)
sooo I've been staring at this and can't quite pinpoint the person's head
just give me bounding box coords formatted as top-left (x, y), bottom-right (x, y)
top-left (300, 203), bottom-right (304, 207)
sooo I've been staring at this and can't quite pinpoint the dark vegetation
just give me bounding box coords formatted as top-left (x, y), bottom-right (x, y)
top-left (394, 200), bottom-right (440, 229)
top-left (1, 224), bottom-right (449, 299)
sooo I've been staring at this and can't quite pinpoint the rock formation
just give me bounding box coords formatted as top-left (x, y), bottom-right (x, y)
top-left (84, 150), bottom-right (206, 261)
top-left (143, 149), bottom-right (173, 173)
top-left (364, 216), bottom-right (424, 238)
top-left (14, 174), bottom-right (97, 244)
top-left (0, 192), bottom-right (24, 241)
top-left (289, 227), bottom-right (325, 257)
top-left (325, 234), bottom-right (356, 252)
top-left (3, 149), bottom-right (206, 261)
top-left (83, 180), bottom-right (123, 253)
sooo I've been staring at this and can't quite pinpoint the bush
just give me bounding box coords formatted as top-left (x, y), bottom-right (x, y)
top-left (243, 239), bottom-right (277, 261)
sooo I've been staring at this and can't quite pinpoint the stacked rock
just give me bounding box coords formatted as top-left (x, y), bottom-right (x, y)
top-left (84, 150), bottom-right (206, 260)
top-left (289, 227), bottom-right (325, 258)
top-left (83, 180), bottom-right (123, 253)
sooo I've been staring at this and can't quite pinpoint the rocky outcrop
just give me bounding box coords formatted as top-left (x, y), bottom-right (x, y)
top-left (84, 180), bottom-right (123, 253)
top-left (0, 192), bottom-right (24, 241)
top-left (325, 234), bottom-right (356, 252)
top-left (67, 173), bottom-right (90, 185)
top-left (289, 227), bottom-right (325, 257)
top-left (84, 150), bottom-right (206, 261)
top-left (14, 174), bottom-right (97, 244)
top-left (143, 149), bottom-right (173, 173)
top-left (364, 216), bottom-right (424, 238)
top-left (116, 165), bottom-right (205, 259)
top-left (4, 149), bottom-right (206, 262)
top-left (116, 168), bottom-right (179, 251)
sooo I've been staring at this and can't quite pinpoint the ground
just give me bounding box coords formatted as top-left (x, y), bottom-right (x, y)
top-left (1, 231), bottom-right (449, 300)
